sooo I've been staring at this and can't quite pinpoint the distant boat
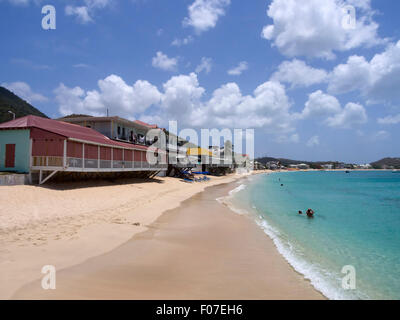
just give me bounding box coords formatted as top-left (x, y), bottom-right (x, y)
top-left (346, 170), bottom-right (350, 173)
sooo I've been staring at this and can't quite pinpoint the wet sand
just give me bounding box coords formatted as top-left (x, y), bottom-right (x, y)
top-left (1, 174), bottom-right (254, 299)
top-left (12, 181), bottom-right (324, 300)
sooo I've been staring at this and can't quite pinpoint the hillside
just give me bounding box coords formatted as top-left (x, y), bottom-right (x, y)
top-left (256, 156), bottom-right (343, 169)
top-left (370, 158), bottom-right (400, 169)
top-left (256, 156), bottom-right (307, 166)
top-left (0, 86), bottom-right (48, 123)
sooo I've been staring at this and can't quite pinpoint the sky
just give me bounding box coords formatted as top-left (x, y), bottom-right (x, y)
top-left (1, 0), bottom-right (400, 163)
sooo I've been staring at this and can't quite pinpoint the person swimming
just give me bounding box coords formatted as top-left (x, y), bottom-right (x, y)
top-left (306, 209), bottom-right (315, 218)
top-left (298, 210), bottom-right (303, 215)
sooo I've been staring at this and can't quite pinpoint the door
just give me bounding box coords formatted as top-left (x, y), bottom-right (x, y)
top-left (5, 144), bottom-right (16, 168)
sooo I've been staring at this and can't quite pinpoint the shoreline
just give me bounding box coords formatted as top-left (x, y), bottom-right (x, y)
top-left (11, 176), bottom-right (324, 300)
top-left (0, 172), bottom-right (265, 299)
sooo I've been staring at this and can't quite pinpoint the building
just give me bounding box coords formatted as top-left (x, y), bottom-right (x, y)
top-left (289, 163), bottom-right (310, 170)
top-left (253, 161), bottom-right (265, 170)
top-left (265, 161), bottom-right (280, 170)
top-left (0, 116), bottom-right (167, 184)
top-left (187, 147), bottom-right (214, 172)
top-left (163, 129), bottom-right (194, 172)
top-left (321, 164), bottom-right (334, 170)
top-left (59, 116), bottom-right (160, 146)
top-left (356, 163), bottom-right (373, 169)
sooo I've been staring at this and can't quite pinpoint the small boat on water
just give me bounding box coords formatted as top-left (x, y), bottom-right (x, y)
top-left (346, 170), bottom-right (350, 173)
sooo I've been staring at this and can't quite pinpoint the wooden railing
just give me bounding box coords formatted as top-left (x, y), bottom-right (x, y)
top-left (32, 156), bottom-right (167, 170)
top-left (32, 156), bottom-right (63, 167)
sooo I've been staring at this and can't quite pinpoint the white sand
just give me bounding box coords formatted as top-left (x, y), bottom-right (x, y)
top-left (0, 173), bottom-right (259, 299)
top-left (12, 181), bottom-right (323, 300)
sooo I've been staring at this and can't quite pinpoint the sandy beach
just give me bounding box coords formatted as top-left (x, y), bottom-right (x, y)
top-left (0, 172), bottom-right (323, 300)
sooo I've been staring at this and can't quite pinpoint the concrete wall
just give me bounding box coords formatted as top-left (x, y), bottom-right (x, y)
top-left (0, 129), bottom-right (30, 173)
top-left (73, 120), bottom-right (112, 138)
top-left (0, 174), bottom-right (30, 185)
top-left (112, 121), bottom-right (141, 141)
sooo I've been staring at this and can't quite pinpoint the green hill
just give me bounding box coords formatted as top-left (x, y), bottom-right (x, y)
top-left (371, 158), bottom-right (400, 169)
top-left (0, 86), bottom-right (48, 123)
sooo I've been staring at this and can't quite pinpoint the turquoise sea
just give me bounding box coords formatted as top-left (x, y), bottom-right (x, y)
top-left (226, 171), bottom-right (400, 300)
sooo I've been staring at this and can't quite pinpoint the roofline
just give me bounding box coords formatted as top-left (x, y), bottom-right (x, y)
top-left (60, 116), bottom-right (157, 130)
top-left (0, 126), bottom-right (70, 139)
top-left (0, 127), bottom-right (31, 131)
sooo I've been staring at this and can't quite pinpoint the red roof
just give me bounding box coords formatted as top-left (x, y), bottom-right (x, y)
top-left (134, 120), bottom-right (158, 129)
top-left (0, 115), bottom-right (148, 150)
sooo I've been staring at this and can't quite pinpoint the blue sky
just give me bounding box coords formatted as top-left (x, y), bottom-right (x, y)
top-left (1, 0), bottom-right (400, 163)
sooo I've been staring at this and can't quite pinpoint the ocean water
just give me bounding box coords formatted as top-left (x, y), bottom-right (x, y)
top-left (225, 171), bottom-right (400, 300)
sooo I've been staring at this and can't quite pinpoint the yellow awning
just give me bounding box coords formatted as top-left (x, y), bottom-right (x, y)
top-left (187, 147), bottom-right (213, 156)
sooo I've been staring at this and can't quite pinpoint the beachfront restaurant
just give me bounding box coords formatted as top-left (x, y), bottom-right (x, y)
top-left (0, 115), bottom-right (167, 184)
top-left (59, 116), bottom-right (160, 147)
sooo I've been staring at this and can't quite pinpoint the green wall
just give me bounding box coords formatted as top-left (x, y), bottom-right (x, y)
top-left (0, 129), bottom-right (30, 173)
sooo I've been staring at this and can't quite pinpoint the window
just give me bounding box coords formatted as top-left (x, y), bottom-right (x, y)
top-left (117, 126), bottom-right (121, 135)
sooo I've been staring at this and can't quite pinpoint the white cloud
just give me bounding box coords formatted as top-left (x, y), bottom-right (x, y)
top-left (54, 75), bottom-right (161, 117)
top-left (6, 0), bottom-right (30, 5)
top-left (54, 73), bottom-right (296, 136)
top-left (299, 91), bottom-right (367, 129)
top-left (2, 0), bottom-right (44, 5)
top-left (2, 81), bottom-right (48, 103)
top-left (10, 58), bottom-right (50, 70)
top-left (328, 55), bottom-right (371, 94)
top-left (183, 0), bottom-right (231, 33)
top-left (65, 0), bottom-right (112, 24)
top-left (371, 130), bottom-right (390, 141)
top-left (262, 0), bottom-right (383, 59)
top-left (152, 52), bottom-right (178, 72)
top-left (85, 0), bottom-right (111, 9)
top-left (65, 6), bottom-right (93, 24)
top-left (272, 59), bottom-right (328, 88)
top-left (73, 63), bottom-right (90, 68)
top-left (276, 133), bottom-right (300, 144)
top-left (328, 41), bottom-right (400, 104)
top-left (227, 61), bottom-right (248, 76)
top-left (171, 36), bottom-right (194, 47)
top-left (195, 57), bottom-right (212, 74)
top-left (300, 90), bottom-right (342, 119)
top-left (306, 135), bottom-right (320, 147)
top-left (160, 73), bottom-right (206, 126)
top-left (326, 102), bottom-right (368, 128)
top-left (203, 80), bottom-right (295, 133)
top-left (377, 114), bottom-right (400, 125)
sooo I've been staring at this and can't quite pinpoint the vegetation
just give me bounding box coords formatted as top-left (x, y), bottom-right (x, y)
top-left (371, 158), bottom-right (400, 169)
top-left (57, 114), bottom-right (92, 119)
top-left (0, 86), bottom-right (48, 123)
top-left (256, 156), bottom-right (347, 169)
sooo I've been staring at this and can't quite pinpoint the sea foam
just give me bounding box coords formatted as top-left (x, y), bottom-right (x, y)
top-left (220, 175), bottom-right (373, 300)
